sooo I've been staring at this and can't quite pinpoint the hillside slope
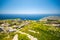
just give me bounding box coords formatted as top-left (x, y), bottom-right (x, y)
top-left (0, 16), bottom-right (60, 40)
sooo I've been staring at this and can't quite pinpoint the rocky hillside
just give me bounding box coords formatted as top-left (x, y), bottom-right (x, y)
top-left (0, 16), bottom-right (60, 40)
top-left (39, 16), bottom-right (60, 27)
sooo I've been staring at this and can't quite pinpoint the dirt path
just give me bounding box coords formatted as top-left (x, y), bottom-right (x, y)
top-left (12, 34), bottom-right (18, 40)
top-left (28, 30), bottom-right (39, 34)
top-left (18, 31), bottom-right (37, 40)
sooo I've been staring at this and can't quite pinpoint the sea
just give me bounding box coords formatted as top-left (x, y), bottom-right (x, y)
top-left (0, 14), bottom-right (60, 20)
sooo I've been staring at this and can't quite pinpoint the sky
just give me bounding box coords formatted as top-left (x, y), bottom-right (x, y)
top-left (0, 0), bottom-right (60, 14)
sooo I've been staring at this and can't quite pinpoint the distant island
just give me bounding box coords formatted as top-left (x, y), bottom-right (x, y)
top-left (0, 16), bottom-right (60, 40)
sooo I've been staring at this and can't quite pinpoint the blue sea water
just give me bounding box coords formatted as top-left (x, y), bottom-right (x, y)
top-left (0, 14), bottom-right (60, 20)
